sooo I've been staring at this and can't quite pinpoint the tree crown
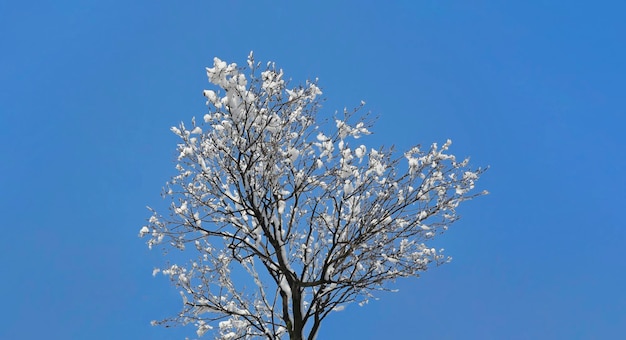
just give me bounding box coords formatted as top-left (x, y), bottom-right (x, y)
top-left (141, 52), bottom-right (487, 339)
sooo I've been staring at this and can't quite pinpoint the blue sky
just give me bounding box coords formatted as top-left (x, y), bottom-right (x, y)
top-left (2, 1), bottom-right (624, 339)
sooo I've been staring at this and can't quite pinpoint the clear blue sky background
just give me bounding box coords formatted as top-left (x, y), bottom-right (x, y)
top-left (2, 1), bottom-right (624, 339)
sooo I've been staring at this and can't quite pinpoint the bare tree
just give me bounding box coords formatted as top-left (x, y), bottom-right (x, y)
top-left (140, 52), bottom-right (487, 340)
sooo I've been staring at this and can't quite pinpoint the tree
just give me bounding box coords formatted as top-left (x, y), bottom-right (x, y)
top-left (140, 52), bottom-right (487, 340)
